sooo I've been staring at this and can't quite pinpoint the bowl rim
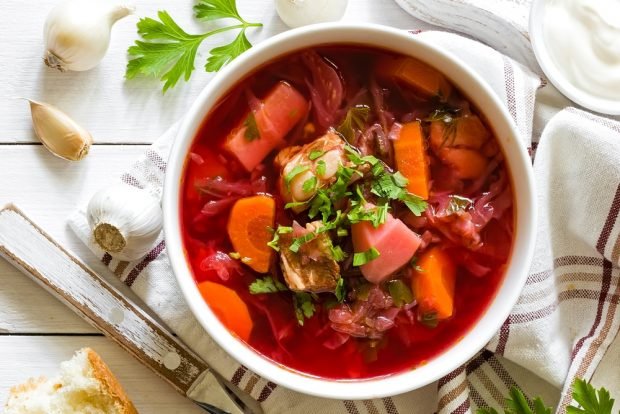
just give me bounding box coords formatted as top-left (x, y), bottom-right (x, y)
top-left (529, 0), bottom-right (620, 115)
top-left (163, 22), bottom-right (537, 400)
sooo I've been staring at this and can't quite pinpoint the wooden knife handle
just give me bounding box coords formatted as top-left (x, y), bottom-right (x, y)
top-left (0, 205), bottom-right (214, 396)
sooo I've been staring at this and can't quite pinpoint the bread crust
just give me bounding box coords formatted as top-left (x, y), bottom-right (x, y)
top-left (85, 348), bottom-right (138, 414)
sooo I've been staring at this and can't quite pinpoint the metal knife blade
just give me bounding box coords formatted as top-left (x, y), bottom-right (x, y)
top-left (0, 205), bottom-right (263, 414)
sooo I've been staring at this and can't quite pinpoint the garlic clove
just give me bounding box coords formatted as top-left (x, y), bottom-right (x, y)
top-left (28, 100), bottom-right (93, 161)
top-left (275, 0), bottom-right (348, 29)
top-left (44, 0), bottom-right (134, 72)
top-left (87, 183), bottom-right (163, 261)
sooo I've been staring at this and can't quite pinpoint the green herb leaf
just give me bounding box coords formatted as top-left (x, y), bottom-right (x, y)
top-left (335, 278), bottom-right (346, 302)
top-left (289, 232), bottom-right (316, 253)
top-left (309, 150), bottom-right (325, 161)
top-left (194, 0), bottom-right (247, 22)
top-left (477, 409), bottom-right (501, 414)
top-left (284, 165), bottom-right (310, 189)
top-left (387, 280), bottom-right (414, 307)
top-left (293, 292), bottom-right (315, 325)
top-left (126, 1), bottom-right (262, 92)
top-left (400, 193), bottom-right (428, 216)
top-left (338, 105), bottom-right (370, 142)
top-left (337, 228), bottom-right (348, 237)
top-left (330, 244), bottom-right (347, 262)
top-left (249, 276), bottom-right (288, 294)
top-left (568, 379), bottom-right (615, 414)
top-left (243, 112), bottom-right (260, 141)
top-left (204, 29), bottom-right (252, 72)
top-left (353, 247), bottom-right (380, 266)
top-left (126, 11), bottom-right (206, 92)
top-left (284, 200), bottom-right (309, 209)
top-left (302, 176), bottom-right (318, 193)
top-left (266, 225), bottom-right (293, 251)
top-left (316, 160), bottom-right (327, 176)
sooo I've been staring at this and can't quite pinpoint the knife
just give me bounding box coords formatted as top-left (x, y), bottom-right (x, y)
top-left (0, 204), bottom-right (263, 414)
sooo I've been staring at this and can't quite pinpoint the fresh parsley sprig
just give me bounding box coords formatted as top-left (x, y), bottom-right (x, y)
top-left (477, 379), bottom-right (617, 414)
top-left (126, 0), bottom-right (262, 92)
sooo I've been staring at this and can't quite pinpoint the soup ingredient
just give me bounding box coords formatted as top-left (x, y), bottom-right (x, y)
top-left (377, 56), bottom-right (452, 100)
top-left (275, 131), bottom-right (348, 208)
top-left (303, 51), bottom-right (345, 131)
top-left (393, 121), bottom-right (430, 199)
top-left (224, 81), bottom-right (308, 171)
top-left (227, 195), bottom-right (275, 273)
top-left (43, 0), bottom-right (133, 72)
top-left (275, 0), bottom-right (348, 28)
top-left (87, 184), bottom-right (163, 261)
top-left (543, 0), bottom-right (620, 101)
top-left (249, 276), bottom-right (288, 294)
top-left (412, 246), bottom-right (456, 323)
top-left (198, 281), bottom-right (253, 341)
top-left (27, 100), bottom-right (92, 161)
top-left (126, 0), bottom-right (262, 92)
top-left (351, 206), bottom-right (422, 284)
top-left (279, 221), bottom-right (341, 293)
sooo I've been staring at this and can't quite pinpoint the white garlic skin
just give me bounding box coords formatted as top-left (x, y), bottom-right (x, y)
top-left (44, 0), bottom-right (134, 72)
top-left (87, 184), bottom-right (163, 261)
top-left (275, 0), bottom-right (348, 29)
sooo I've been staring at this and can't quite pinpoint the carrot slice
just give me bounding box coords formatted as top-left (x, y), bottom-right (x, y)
top-left (377, 56), bottom-right (452, 100)
top-left (412, 246), bottom-right (456, 322)
top-left (198, 281), bottom-right (253, 341)
top-left (224, 81), bottom-right (308, 172)
top-left (394, 121), bottom-right (430, 200)
top-left (227, 195), bottom-right (275, 273)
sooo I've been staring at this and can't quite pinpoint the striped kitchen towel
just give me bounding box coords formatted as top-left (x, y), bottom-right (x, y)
top-left (69, 31), bottom-right (620, 413)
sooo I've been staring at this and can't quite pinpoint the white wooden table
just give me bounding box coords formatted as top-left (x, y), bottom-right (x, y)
top-left (0, 1), bottom-right (435, 412)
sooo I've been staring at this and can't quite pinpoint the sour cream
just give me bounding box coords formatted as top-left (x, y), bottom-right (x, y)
top-left (543, 0), bottom-right (620, 101)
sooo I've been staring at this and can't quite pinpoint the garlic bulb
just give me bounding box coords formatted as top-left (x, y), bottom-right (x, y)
top-left (275, 0), bottom-right (348, 29)
top-left (87, 184), bottom-right (163, 261)
top-left (44, 0), bottom-right (134, 72)
top-left (28, 100), bottom-right (92, 161)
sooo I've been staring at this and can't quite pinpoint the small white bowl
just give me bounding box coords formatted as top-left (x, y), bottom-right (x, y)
top-left (530, 0), bottom-right (620, 115)
top-left (163, 23), bottom-right (536, 400)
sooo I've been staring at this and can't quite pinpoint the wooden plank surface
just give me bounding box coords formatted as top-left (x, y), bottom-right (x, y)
top-left (1, 0), bottom-right (433, 144)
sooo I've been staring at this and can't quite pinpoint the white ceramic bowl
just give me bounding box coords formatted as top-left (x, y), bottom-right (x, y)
top-left (529, 0), bottom-right (620, 115)
top-left (163, 23), bottom-right (536, 400)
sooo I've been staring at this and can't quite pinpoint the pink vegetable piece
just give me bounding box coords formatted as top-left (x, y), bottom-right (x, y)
top-left (352, 207), bottom-right (422, 284)
top-left (224, 81), bottom-right (309, 172)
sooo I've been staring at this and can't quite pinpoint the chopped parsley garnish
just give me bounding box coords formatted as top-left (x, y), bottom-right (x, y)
top-left (353, 247), bottom-right (380, 266)
top-left (335, 278), bottom-right (346, 302)
top-left (249, 276), bottom-right (288, 294)
top-left (267, 225), bottom-right (293, 252)
top-left (289, 232), bottom-right (317, 253)
top-left (284, 165), bottom-right (309, 189)
top-left (284, 200), bottom-right (309, 209)
top-left (302, 176), bottom-right (317, 193)
top-left (330, 244), bottom-right (347, 262)
top-left (293, 292), bottom-right (315, 325)
top-left (309, 150), bottom-right (325, 161)
top-left (387, 280), bottom-right (414, 307)
top-left (336, 228), bottom-right (348, 237)
top-left (243, 112), bottom-right (260, 141)
top-left (337, 105), bottom-right (370, 143)
top-left (315, 159), bottom-right (327, 176)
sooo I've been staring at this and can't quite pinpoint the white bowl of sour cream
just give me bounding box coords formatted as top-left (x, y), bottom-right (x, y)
top-left (530, 0), bottom-right (620, 115)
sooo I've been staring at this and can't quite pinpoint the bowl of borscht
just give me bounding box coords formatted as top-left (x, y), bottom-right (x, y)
top-left (163, 23), bottom-right (536, 399)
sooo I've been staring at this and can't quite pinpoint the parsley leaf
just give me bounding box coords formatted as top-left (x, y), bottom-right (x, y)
top-left (284, 165), bottom-right (310, 189)
top-left (243, 112), bottom-right (260, 141)
top-left (309, 150), bottom-right (326, 161)
top-left (293, 292), bottom-right (315, 325)
top-left (126, 1), bottom-right (262, 92)
top-left (387, 280), bottom-right (414, 307)
top-left (290, 232), bottom-right (317, 253)
top-left (335, 278), bottom-right (346, 302)
top-left (302, 176), bottom-right (318, 193)
top-left (568, 379), bottom-right (615, 414)
top-left (353, 247), bottom-right (380, 266)
top-left (267, 225), bottom-right (292, 252)
top-left (249, 276), bottom-right (288, 294)
top-left (330, 244), bottom-right (347, 262)
top-left (316, 160), bottom-right (327, 176)
top-left (338, 105), bottom-right (370, 142)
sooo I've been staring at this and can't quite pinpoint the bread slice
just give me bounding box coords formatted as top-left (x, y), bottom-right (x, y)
top-left (4, 348), bottom-right (138, 414)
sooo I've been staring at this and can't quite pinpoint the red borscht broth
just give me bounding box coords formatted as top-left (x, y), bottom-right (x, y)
top-left (180, 46), bottom-right (514, 379)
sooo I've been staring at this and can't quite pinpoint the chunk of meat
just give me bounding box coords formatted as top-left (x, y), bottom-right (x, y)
top-left (279, 221), bottom-right (340, 293)
top-left (275, 131), bottom-right (350, 210)
top-left (351, 206), bottom-right (422, 284)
